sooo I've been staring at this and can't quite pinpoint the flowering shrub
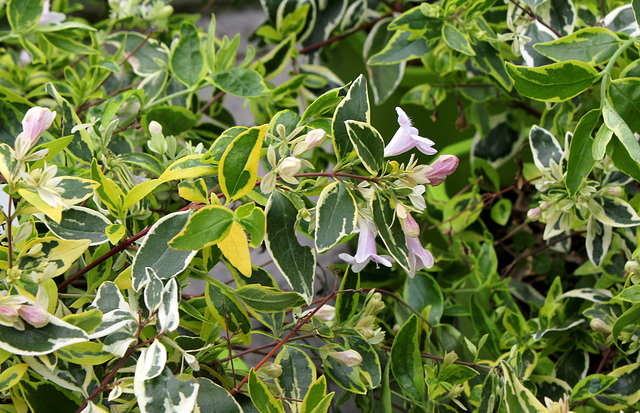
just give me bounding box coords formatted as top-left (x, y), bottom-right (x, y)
top-left (0, 0), bottom-right (640, 412)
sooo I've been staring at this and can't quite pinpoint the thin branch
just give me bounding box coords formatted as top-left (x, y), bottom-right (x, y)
top-left (379, 345), bottom-right (492, 371)
top-left (507, 0), bottom-right (562, 38)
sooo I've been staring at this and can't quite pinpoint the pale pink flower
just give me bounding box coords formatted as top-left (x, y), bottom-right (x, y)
top-left (402, 213), bottom-right (420, 238)
top-left (384, 107), bottom-right (437, 157)
top-left (339, 220), bottom-right (394, 272)
top-left (406, 236), bottom-right (434, 278)
top-left (278, 157), bottom-right (302, 184)
top-left (37, 0), bottom-right (65, 25)
top-left (15, 107), bottom-right (56, 162)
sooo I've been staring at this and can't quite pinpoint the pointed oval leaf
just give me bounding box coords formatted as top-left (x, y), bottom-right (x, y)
top-left (332, 74), bottom-right (370, 162)
top-left (345, 120), bottom-right (384, 175)
top-left (169, 206), bottom-right (235, 251)
top-left (275, 346), bottom-right (316, 408)
top-left (220, 125), bottom-right (266, 203)
top-left (567, 109), bottom-right (600, 195)
top-left (506, 61), bottom-right (599, 102)
top-left (171, 22), bottom-right (205, 87)
top-left (315, 182), bottom-right (357, 253)
top-left (370, 191), bottom-right (410, 272)
top-left (209, 68), bottom-right (270, 97)
top-left (41, 206), bottom-right (111, 246)
top-left (391, 314), bottom-right (424, 402)
top-left (205, 279), bottom-right (251, 344)
top-left (196, 378), bottom-right (244, 413)
top-left (534, 27), bottom-right (620, 65)
top-left (529, 125), bottom-right (563, 170)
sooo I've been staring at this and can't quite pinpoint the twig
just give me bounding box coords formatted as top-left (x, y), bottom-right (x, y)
top-left (507, 0), bottom-right (562, 38)
top-left (379, 345), bottom-right (491, 371)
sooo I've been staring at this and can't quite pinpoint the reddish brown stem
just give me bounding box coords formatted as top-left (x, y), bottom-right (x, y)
top-left (299, 14), bottom-right (391, 55)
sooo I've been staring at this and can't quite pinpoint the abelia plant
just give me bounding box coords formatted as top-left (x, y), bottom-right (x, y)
top-left (0, 0), bottom-right (640, 412)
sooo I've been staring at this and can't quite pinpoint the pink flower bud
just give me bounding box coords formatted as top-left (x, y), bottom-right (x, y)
top-left (329, 350), bottom-right (363, 367)
top-left (18, 305), bottom-right (50, 328)
top-left (0, 305), bottom-right (18, 320)
top-left (21, 107), bottom-right (56, 147)
top-left (606, 187), bottom-right (624, 197)
top-left (527, 207), bottom-right (541, 220)
top-left (424, 155), bottom-right (459, 186)
top-left (305, 129), bottom-right (326, 149)
top-left (402, 213), bottom-right (421, 238)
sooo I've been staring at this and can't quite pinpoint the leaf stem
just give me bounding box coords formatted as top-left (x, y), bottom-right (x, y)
top-left (600, 36), bottom-right (636, 105)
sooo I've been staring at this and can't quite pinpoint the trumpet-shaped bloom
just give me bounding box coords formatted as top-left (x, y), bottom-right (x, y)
top-left (406, 236), bottom-right (434, 278)
top-left (339, 220), bottom-right (394, 272)
top-left (328, 349), bottom-right (363, 367)
top-left (278, 156), bottom-right (302, 184)
top-left (38, 0), bottom-right (66, 26)
top-left (422, 154), bottom-right (459, 186)
top-left (384, 107), bottom-right (437, 157)
top-left (15, 107), bottom-right (56, 162)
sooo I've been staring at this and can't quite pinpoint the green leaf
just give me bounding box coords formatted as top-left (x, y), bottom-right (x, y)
top-left (40, 206), bottom-right (111, 246)
top-left (470, 295), bottom-right (500, 357)
top-left (323, 353), bottom-right (367, 394)
top-left (55, 342), bottom-right (114, 366)
top-left (43, 32), bottom-right (98, 55)
top-left (300, 85), bottom-right (347, 124)
top-left (205, 279), bottom-right (252, 344)
top-left (534, 27), bottom-right (620, 65)
top-left (335, 269), bottom-right (359, 324)
top-left (391, 314), bottom-right (424, 402)
top-left (123, 179), bottom-right (162, 211)
top-left (315, 182), bottom-right (357, 253)
top-left (491, 198), bottom-right (512, 226)
top-left (264, 191), bottom-right (316, 304)
top-left (364, 18), bottom-right (405, 104)
top-left (249, 369), bottom-right (284, 413)
top-left (132, 210), bottom-right (197, 291)
top-left (617, 285), bottom-right (640, 302)
top-left (505, 61), bottom-right (599, 102)
top-left (593, 363), bottom-right (640, 410)
top-left (403, 273), bottom-right (444, 324)
top-left (205, 14), bottom-right (217, 73)
top-left (571, 374), bottom-right (617, 400)
top-left (203, 126), bottom-right (248, 164)
top-left (345, 120), bottom-right (385, 175)
top-left (159, 154), bottom-right (218, 182)
top-left (332, 74), bottom-right (370, 163)
top-left (586, 218), bottom-right (611, 267)
top-left (603, 99), bottom-right (640, 165)
top-left (470, 41), bottom-right (513, 91)
top-left (235, 285), bottom-right (305, 312)
top-left (610, 78), bottom-right (640, 134)
top-left (368, 30), bottom-right (432, 66)
top-left (219, 125), bottom-right (266, 203)
top-left (301, 376), bottom-right (333, 413)
top-left (607, 136), bottom-right (640, 182)
top-left (370, 191), bottom-right (410, 272)
top-left (144, 269), bottom-right (164, 313)
top-left (566, 109), bottom-right (600, 195)
top-left (171, 22), bottom-right (205, 86)
top-left (209, 68), bottom-right (270, 97)
top-left (18, 237), bottom-right (90, 278)
top-left (439, 364), bottom-right (479, 386)
top-left (7, 0), bottom-right (42, 34)
top-left (501, 361), bottom-right (548, 412)
top-left (612, 303), bottom-right (640, 341)
top-left (345, 335), bottom-right (381, 388)
top-left (134, 366), bottom-right (199, 413)
top-left (169, 206), bottom-right (235, 250)
top-left (0, 364), bottom-right (28, 392)
top-left (275, 346), bottom-right (316, 410)
top-left (143, 106), bottom-right (197, 137)
top-left (236, 203), bottom-right (266, 248)
top-left (442, 23), bottom-right (475, 56)
top-left (592, 196), bottom-right (640, 227)
top-left (529, 125), bottom-right (563, 170)
top-left (196, 378), bottom-right (244, 413)
top-left (0, 316), bottom-right (88, 356)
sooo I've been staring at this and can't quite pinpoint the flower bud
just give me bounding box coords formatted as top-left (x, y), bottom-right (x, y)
top-left (590, 318), bottom-right (611, 335)
top-left (278, 157), bottom-right (302, 184)
top-left (0, 305), bottom-right (18, 321)
top-left (328, 350), bottom-right (363, 367)
top-left (424, 155), bottom-right (459, 186)
top-left (305, 129), bottom-right (326, 149)
top-left (605, 186), bottom-right (624, 197)
top-left (260, 362), bottom-right (283, 378)
top-left (402, 213), bottom-right (420, 238)
top-left (314, 305), bottom-right (335, 322)
top-left (625, 260), bottom-right (640, 274)
top-left (18, 305), bottom-right (50, 328)
top-left (21, 107), bottom-right (56, 147)
top-left (527, 207), bottom-right (541, 220)
top-left (149, 121), bottom-right (163, 136)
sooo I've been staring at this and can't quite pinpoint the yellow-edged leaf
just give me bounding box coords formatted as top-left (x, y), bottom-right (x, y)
top-left (105, 224), bottom-right (126, 244)
top-left (218, 221), bottom-right (251, 276)
top-left (16, 188), bottom-right (62, 223)
top-left (178, 178), bottom-right (209, 203)
top-left (17, 237), bottom-right (91, 277)
top-left (123, 179), bottom-right (163, 210)
top-left (219, 125), bottom-right (266, 203)
top-left (159, 154), bottom-right (218, 182)
top-left (114, 266), bottom-right (132, 290)
top-left (0, 364), bottom-right (29, 392)
top-left (56, 342), bottom-right (114, 365)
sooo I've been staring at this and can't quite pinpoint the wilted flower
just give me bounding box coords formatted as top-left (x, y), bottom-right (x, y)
top-left (37, 0), bottom-right (66, 25)
top-left (384, 107), bottom-right (437, 157)
top-left (278, 156), bottom-right (302, 184)
top-left (406, 236), bottom-right (434, 278)
top-left (339, 220), bottom-right (394, 272)
top-left (328, 350), bottom-right (363, 367)
top-left (14, 107), bottom-right (56, 162)
top-left (18, 305), bottom-right (50, 328)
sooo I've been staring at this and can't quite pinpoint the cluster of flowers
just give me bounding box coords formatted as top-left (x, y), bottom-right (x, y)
top-left (0, 294), bottom-right (50, 330)
top-left (339, 108), bottom-right (458, 277)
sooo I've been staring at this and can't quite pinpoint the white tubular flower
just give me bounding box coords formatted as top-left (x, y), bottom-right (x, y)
top-left (305, 129), bottom-right (327, 149)
top-left (384, 107), bottom-right (437, 157)
top-left (339, 220), bottom-right (394, 272)
top-left (406, 236), bottom-right (434, 278)
top-left (278, 156), bottom-right (302, 184)
top-left (302, 305), bottom-right (335, 323)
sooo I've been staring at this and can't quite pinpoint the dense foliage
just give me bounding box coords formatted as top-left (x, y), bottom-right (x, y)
top-left (1, 0), bottom-right (640, 411)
